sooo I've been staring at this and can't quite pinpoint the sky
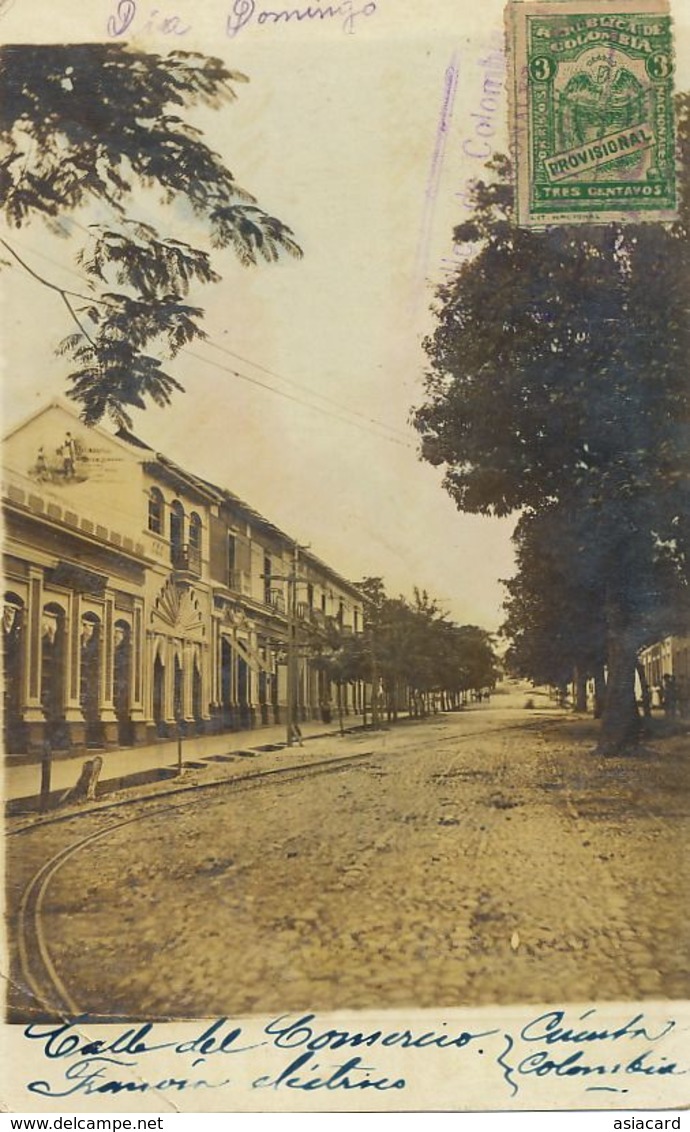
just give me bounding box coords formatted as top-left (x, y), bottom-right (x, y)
top-left (2, 0), bottom-right (688, 630)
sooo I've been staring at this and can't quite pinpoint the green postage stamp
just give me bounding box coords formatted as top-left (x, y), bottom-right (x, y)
top-left (507, 0), bottom-right (677, 225)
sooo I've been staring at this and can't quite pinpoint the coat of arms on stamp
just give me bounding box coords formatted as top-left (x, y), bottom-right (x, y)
top-left (508, 0), bottom-right (676, 225)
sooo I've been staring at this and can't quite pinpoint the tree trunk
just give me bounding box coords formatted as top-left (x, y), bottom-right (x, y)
top-left (636, 660), bottom-right (651, 719)
top-left (60, 756), bottom-right (102, 806)
top-left (593, 666), bottom-right (606, 719)
top-left (597, 609), bottom-right (642, 755)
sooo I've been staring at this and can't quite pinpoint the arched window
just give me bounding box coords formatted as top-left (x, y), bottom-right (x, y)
top-left (170, 500), bottom-right (184, 565)
top-left (148, 487), bottom-right (164, 535)
top-left (189, 512), bottom-right (202, 573)
top-left (80, 613), bottom-right (101, 734)
top-left (3, 591), bottom-right (23, 638)
top-left (189, 512), bottom-right (202, 550)
top-left (4, 592), bottom-right (24, 751)
top-left (41, 602), bottom-right (66, 726)
top-left (114, 620), bottom-right (132, 743)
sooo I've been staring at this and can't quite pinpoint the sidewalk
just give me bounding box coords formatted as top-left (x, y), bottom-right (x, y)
top-left (3, 715), bottom-right (361, 810)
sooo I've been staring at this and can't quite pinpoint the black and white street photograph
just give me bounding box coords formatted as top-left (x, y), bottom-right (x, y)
top-left (1, 0), bottom-right (689, 1114)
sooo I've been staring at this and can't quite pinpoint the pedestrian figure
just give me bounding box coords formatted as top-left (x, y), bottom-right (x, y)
top-left (674, 674), bottom-right (683, 719)
top-left (663, 674), bottom-right (678, 718)
top-left (289, 719), bottom-right (304, 746)
top-left (35, 446), bottom-right (48, 481)
top-left (63, 431), bottom-right (78, 476)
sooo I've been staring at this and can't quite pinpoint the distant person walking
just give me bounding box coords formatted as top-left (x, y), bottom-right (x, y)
top-left (289, 719), bottom-right (304, 746)
top-left (663, 674), bottom-right (678, 718)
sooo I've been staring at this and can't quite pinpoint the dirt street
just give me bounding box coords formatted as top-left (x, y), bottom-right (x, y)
top-left (7, 686), bottom-right (690, 1019)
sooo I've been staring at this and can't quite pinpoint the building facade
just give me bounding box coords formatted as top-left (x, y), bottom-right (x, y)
top-left (3, 402), bottom-right (365, 758)
top-left (638, 635), bottom-right (690, 710)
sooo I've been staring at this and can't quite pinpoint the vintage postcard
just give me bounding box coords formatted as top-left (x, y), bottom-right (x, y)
top-left (1, 0), bottom-right (689, 1116)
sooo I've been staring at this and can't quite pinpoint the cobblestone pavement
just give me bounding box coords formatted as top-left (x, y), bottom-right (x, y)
top-left (7, 688), bottom-right (690, 1019)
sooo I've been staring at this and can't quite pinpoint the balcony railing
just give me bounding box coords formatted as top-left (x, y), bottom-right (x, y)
top-left (269, 587), bottom-right (286, 612)
top-left (227, 569), bottom-right (251, 595)
top-left (171, 542), bottom-right (201, 576)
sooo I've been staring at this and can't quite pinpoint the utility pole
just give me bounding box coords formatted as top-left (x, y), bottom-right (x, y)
top-left (370, 624), bottom-right (380, 730)
top-left (264, 543), bottom-right (307, 747)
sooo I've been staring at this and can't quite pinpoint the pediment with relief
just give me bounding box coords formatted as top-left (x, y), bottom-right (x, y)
top-left (151, 578), bottom-right (205, 638)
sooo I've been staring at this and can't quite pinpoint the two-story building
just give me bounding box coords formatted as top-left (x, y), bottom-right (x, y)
top-left (3, 401), bottom-right (366, 758)
top-left (638, 635), bottom-right (690, 710)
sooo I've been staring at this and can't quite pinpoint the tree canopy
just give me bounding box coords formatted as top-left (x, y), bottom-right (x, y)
top-left (0, 42), bottom-right (301, 426)
top-left (329, 577), bottom-right (499, 723)
top-left (500, 506), bottom-right (607, 693)
top-left (414, 96), bottom-right (690, 751)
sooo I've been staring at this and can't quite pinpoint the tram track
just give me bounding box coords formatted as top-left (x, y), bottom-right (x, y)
top-left (10, 714), bottom-right (566, 1019)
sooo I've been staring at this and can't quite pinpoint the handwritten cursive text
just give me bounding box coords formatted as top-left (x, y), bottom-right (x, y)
top-left (108, 1), bottom-right (191, 37)
top-left (226, 0), bottom-right (377, 38)
top-left (27, 1057), bottom-right (231, 1099)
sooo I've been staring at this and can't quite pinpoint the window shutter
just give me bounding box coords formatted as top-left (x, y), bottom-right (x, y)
top-left (236, 534), bottom-right (252, 573)
top-left (208, 516), bottom-right (228, 582)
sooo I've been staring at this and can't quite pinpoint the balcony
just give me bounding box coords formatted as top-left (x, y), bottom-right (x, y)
top-left (227, 569), bottom-right (252, 596)
top-left (171, 542), bottom-right (201, 577)
top-left (268, 587), bottom-right (286, 613)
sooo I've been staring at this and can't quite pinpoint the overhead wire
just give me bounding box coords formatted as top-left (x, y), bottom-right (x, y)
top-left (201, 338), bottom-right (412, 442)
top-left (31, 216), bottom-right (415, 442)
top-left (62, 214), bottom-right (413, 443)
top-left (2, 233), bottom-right (417, 450)
top-left (182, 347), bottom-right (414, 448)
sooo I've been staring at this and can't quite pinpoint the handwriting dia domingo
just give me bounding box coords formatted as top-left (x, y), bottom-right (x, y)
top-left (107, 0), bottom-right (378, 38)
top-left (227, 0), bottom-right (376, 36)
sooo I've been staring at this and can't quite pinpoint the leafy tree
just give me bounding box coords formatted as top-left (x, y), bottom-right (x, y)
top-left (447, 623), bottom-right (498, 702)
top-left (414, 96), bottom-right (690, 753)
top-left (501, 506), bottom-right (608, 710)
top-left (355, 577), bottom-right (499, 722)
top-left (0, 43), bottom-right (301, 426)
top-left (300, 611), bottom-right (367, 734)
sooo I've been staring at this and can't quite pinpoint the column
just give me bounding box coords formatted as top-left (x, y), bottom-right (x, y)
top-left (22, 568), bottom-right (46, 754)
top-left (249, 628), bottom-right (261, 727)
top-left (209, 621), bottom-right (222, 733)
top-left (200, 641), bottom-right (212, 728)
top-left (131, 600), bottom-right (148, 744)
top-left (164, 637), bottom-right (177, 733)
top-left (145, 630), bottom-right (156, 742)
top-left (210, 619), bottom-right (220, 707)
top-left (99, 594), bottom-right (119, 747)
top-left (64, 590), bottom-right (86, 750)
top-left (182, 640), bottom-right (195, 730)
